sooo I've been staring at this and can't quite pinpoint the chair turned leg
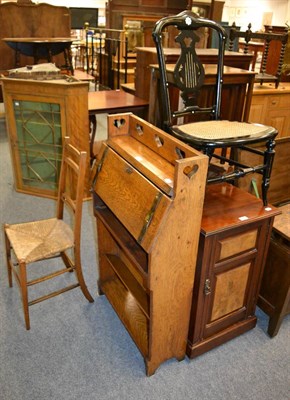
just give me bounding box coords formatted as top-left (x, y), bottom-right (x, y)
top-left (19, 261), bottom-right (30, 330)
top-left (4, 228), bottom-right (13, 288)
top-left (262, 139), bottom-right (276, 206)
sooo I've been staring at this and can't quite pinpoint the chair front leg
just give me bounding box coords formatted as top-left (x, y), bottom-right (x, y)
top-left (262, 138), bottom-right (276, 206)
top-left (19, 261), bottom-right (30, 330)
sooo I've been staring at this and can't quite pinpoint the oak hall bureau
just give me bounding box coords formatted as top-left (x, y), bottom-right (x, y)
top-left (92, 113), bottom-right (208, 376)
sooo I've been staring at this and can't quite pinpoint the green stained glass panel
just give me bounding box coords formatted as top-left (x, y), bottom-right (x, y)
top-left (13, 100), bottom-right (63, 191)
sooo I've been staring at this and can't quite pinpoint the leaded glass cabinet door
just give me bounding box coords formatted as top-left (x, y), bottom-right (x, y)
top-left (13, 99), bottom-right (63, 197)
top-left (1, 78), bottom-right (90, 199)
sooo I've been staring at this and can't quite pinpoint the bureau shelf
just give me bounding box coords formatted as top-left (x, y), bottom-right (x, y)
top-left (92, 113), bottom-right (208, 375)
top-left (94, 193), bottom-right (148, 276)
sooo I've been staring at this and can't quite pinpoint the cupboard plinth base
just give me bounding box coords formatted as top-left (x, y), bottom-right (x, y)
top-left (187, 316), bottom-right (257, 359)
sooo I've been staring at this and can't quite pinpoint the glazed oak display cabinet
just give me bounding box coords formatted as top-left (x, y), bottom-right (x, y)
top-left (1, 76), bottom-right (90, 199)
top-left (187, 183), bottom-right (280, 359)
top-left (92, 113), bottom-right (208, 376)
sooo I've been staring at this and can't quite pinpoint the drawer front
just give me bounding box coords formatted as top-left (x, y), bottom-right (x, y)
top-left (94, 146), bottom-right (170, 249)
top-left (216, 229), bottom-right (258, 262)
top-left (267, 94), bottom-right (290, 109)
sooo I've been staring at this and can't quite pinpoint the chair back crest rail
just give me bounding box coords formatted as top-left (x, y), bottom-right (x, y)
top-left (229, 23), bottom-right (289, 88)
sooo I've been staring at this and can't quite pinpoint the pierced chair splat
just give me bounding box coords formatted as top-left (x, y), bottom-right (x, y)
top-left (3, 138), bottom-right (94, 330)
top-left (152, 10), bottom-right (278, 205)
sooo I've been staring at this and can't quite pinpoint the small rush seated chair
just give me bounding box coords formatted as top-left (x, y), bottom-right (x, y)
top-left (4, 138), bottom-right (94, 330)
top-left (229, 22), bottom-right (289, 88)
top-left (152, 10), bottom-right (278, 205)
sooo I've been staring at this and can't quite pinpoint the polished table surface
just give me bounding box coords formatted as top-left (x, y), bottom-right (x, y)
top-left (88, 90), bottom-right (149, 115)
top-left (3, 37), bottom-right (74, 53)
top-left (3, 37), bottom-right (74, 70)
top-left (88, 90), bottom-right (149, 161)
top-left (148, 64), bottom-right (256, 126)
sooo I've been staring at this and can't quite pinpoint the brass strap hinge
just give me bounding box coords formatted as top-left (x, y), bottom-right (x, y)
top-left (138, 192), bottom-right (162, 244)
top-left (92, 146), bottom-right (109, 187)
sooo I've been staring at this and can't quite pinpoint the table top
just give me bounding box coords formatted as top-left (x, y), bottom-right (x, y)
top-left (201, 183), bottom-right (280, 235)
top-left (2, 37), bottom-right (74, 44)
top-left (136, 47), bottom-right (252, 58)
top-left (239, 41), bottom-right (264, 48)
top-left (88, 90), bottom-right (148, 114)
top-left (151, 64), bottom-right (256, 78)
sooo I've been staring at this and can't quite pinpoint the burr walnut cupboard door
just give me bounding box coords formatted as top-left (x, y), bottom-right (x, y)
top-left (187, 218), bottom-right (273, 358)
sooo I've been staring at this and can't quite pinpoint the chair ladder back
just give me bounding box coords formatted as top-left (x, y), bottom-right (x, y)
top-left (56, 140), bottom-right (87, 241)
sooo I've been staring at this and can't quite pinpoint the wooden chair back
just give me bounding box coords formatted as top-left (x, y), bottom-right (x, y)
top-left (152, 10), bottom-right (226, 130)
top-left (229, 23), bottom-right (289, 88)
top-left (57, 137), bottom-right (87, 250)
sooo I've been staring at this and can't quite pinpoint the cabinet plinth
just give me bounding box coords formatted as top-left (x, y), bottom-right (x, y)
top-left (187, 183), bottom-right (280, 359)
top-left (92, 113), bottom-right (208, 376)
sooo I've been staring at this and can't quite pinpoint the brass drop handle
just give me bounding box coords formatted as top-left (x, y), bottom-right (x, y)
top-left (204, 279), bottom-right (211, 295)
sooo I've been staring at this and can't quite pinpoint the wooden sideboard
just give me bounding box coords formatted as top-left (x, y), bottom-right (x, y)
top-left (249, 82), bottom-right (290, 139)
top-left (187, 183), bottom-right (280, 359)
top-left (92, 113), bottom-right (208, 376)
top-left (135, 47), bottom-right (253, 101)
top-left (238, 82), bottom-right (290, 205)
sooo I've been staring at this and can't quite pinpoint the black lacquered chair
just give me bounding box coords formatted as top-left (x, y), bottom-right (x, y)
top-left (152, 10), bottom-right (278, 205)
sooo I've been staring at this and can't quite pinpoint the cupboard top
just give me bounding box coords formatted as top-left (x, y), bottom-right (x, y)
top-left (201, 183), bottom-right (280, 235)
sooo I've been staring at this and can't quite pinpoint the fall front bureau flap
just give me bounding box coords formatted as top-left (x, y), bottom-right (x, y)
top-left (92, 113), bottom-right (209, 252)
top-left (93, 142), bottom-right (171, 251)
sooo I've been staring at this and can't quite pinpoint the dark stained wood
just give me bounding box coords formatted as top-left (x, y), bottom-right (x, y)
top-left (106, 0), bottom-right (188, 31)
top-left (0, 2), bottom-right (70, 71)
top-left (258, 203), bottom-right (290, 337)
top-left (88, 90), bottom-right (148, 115)
top-left (187, 183), bottom-right (280, 359)
top-left (148, 64), bottom-right (256, 126)
top-left (135, 47), bottom-right (253, 101)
